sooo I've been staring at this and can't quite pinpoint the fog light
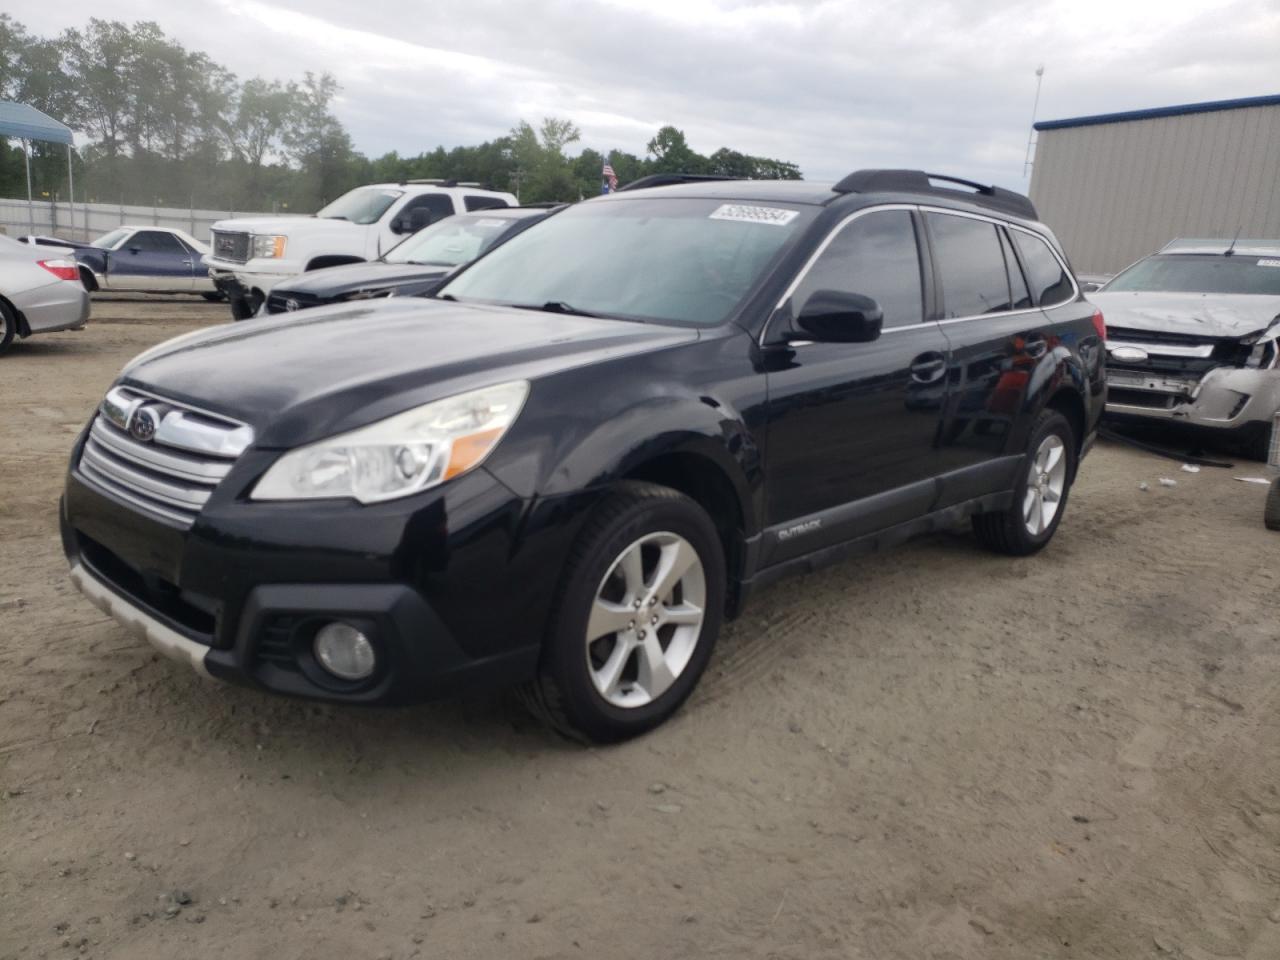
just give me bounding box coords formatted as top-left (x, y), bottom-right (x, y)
top-left (313, 622), bottom-right (376, 681)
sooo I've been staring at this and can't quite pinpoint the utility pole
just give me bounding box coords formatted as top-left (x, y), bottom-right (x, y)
top-left (1023, 65), bottom-right (1045, 179)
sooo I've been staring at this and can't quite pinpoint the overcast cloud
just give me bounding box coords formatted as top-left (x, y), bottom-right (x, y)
top-left (6, 0), bottom-right (1279, 188)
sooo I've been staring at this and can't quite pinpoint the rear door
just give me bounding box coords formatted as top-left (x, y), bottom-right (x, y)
top-left (761, 207), bottom-right (951, 564)
top-left (924, 210), bottom-right (1047, 491)
top-left (107, 230), bottom-right (194, 291)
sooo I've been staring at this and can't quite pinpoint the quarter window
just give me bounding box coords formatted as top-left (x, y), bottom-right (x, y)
top-left (791, 210), bottom-right (924, 329)
top-left (464, 195), bottom-right (510, 212)
top-left (926, 213), bottom-right (1012, 318)
top-left (1011, 230), bottom-right (1073, 307)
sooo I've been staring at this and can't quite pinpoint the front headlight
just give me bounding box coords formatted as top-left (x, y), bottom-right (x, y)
top-left (252, 234), bottom-right (287, 259)
top-left (251, 380), bottom-right (529, 503)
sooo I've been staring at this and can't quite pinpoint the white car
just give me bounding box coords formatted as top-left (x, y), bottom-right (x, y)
top-left (0, 234), bottom-right (89, 356)
top-left (72, 226), bottom-right (219, 298)
top-left (1092, 238), bottom-right (1280, 459)
top-left (203, 180), bottom-right (517, 318)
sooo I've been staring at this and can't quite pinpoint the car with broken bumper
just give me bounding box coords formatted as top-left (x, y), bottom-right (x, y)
top-left (62, 170), bottom-right (1104, 742)
top-left (1091, 239), bottom-right (1280, 459)
top-left (0, 234), bottom-right (90, 355)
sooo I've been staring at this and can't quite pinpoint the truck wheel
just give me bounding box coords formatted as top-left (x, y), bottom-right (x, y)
top-left (973, 409), bottom-right (1077, 556)
top-left (229, 296), bottom-right (255, 321)
top-left (1266, 477), bottom-right (1280, 531)
top-left (518, 482), bottom-right (725, 743)
top-left (0, 301), bottom-right (15, 356)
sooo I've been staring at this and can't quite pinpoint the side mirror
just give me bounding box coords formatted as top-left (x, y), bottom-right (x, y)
top-left (793, 290), bottom-right (883, 343)
top-left (392, 209), bottom-right (434, 234)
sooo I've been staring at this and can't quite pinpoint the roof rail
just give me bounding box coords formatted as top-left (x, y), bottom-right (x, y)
top-left (618, 173), bottom-right (742, 192)
top-left (831, 169), bottom-right (1038, 220)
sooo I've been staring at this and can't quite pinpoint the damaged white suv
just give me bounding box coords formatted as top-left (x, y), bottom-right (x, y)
top-left (1092, 238), bottom-right (1280, 459)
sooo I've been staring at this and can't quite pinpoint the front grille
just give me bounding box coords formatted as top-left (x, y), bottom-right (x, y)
top-left (1108, 326), bottom-right (1249, 376)
top-left (76, 387), bottom-right (254, 530)
top-left (1108, 388), bottom-right (1180, 409)
top-left (211, 230), bottom-right (250, 263)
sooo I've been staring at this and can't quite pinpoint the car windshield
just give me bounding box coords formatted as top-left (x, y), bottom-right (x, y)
top-left (315, 187), bottom-right (405, 225)
top-left (1105, 254), bottom-right (1280, 296)
top-left (439, 197), bottom-right (813, 326)
top-left (92, 228), bottom-right (131, 250)
top-left (384, 214), bottom-right (519, 266)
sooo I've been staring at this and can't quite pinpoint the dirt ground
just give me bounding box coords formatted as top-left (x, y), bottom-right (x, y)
top-left (2, 295), bottom-right (1279, 960)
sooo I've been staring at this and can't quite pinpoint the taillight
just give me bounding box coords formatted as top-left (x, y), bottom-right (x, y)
top-left (38, 258), bottom-right (80, 283)
top-left (1090, 308), bottom-right (1105, 340)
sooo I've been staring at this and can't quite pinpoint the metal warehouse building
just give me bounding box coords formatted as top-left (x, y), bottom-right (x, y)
top-left (1028, 93), bottom-right (1280, 275)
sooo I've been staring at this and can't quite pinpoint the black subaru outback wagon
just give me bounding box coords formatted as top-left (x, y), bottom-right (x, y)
top-left (62, 170), bottom-right (1105, 743)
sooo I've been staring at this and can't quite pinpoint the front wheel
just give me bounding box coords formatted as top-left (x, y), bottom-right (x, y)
top-left (973, 409), bottom-right (1077, 555)
top-left (519, 482), bottom-right (725, 743)
top-left (0, 301), bottom-right (15, 356)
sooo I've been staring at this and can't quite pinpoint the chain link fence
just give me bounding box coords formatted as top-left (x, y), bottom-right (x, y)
top-left (0, 197), bottom-right (274, 245)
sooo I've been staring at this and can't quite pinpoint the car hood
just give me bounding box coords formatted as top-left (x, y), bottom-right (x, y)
top-left (119, 299), bottom-right (698, 447)
top-left (273, 261), bottom-right (451, 298)
top-left (208, 216), bottom-right (321, 235)
top-left (1091, 291), bottom-right (1280, 338)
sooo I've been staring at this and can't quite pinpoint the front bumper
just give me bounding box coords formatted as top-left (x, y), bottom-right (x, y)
top-left (60, 448), bottom-right (585, 705)
top-left (1106, 366), bottom-right (1280, 432)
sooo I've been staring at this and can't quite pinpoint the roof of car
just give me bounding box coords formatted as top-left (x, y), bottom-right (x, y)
top-left (462, 206), bottom-right (557, 220)
top-left (1160, 238), bottom-right (1280, 257)
top-left (601, 176), bottom-right (1043, 225)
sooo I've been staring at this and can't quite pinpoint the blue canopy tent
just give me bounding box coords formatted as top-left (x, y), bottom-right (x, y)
top-left (0, 101), bottom-right (77, 237)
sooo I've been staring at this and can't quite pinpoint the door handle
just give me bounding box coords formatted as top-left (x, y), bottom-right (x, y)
top-left (1024, 337), bottom-right (1048, 359)
top-left (910, 353), bottom-right (947, 383)
top-left (181, 259), bottom-right (193, 265)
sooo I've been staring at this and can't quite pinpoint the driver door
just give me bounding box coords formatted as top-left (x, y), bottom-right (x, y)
top-left (761, 207), bottom-right (951, 565)
top-left (107, 230), bottom-right (195, 291)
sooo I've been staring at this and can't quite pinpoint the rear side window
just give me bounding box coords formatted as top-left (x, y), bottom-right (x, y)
top-left (464, 195), bottom-right (509, 212)
top-left (1000, 229), bottom-right (1032, 310)
top-left (926, 213), bottom-right (1012, 318)
top-left (792, 209), bottom-right (924, 329)
top-left (1011, 230), bottom-right (1073, 306)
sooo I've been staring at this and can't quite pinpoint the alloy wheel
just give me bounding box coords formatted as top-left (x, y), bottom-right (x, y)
top-left (1023, 434), bottom-right (1067, 536)
top-left (585, 531), bottom-right (706, 708)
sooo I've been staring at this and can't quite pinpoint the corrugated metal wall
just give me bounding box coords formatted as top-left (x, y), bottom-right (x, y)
top-left (1029, 103), bottom-right (1280, 275)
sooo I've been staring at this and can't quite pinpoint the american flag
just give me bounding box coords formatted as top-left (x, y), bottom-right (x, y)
top-left (602, 159), bottom-right (618, 194)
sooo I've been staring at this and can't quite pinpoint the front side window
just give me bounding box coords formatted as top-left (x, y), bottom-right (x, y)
top-left (927, 213), bottom-right (1013, 318)
top-left (129, 231), bottom-right (184, 253)
top-left (384, 215), bottom-right (517, 266)
top-left (440, 197), bottom-right (814, 327)
top-left (399, 194), bottom-right (456, 226)
top-left (1104, 254), bottom-right (1280, 296)
top-left (1012, 230), bottom-right (1074, 306)
top-left (316, 187), bottom-right (405, 225)
top-left (790, 209), bottom-right (924, 329)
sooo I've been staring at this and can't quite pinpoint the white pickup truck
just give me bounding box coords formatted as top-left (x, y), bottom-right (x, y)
top-left (203, 180), bottom-right (517, 318)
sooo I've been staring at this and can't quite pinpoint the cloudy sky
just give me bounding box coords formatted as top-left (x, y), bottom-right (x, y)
top-left (7, 0), bottom-right (1279, 188)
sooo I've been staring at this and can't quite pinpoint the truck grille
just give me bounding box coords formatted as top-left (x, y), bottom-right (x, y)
top-left (211, 230), bottom-right (250, 263)
top-left (76, 387), bottom-right (254, 529)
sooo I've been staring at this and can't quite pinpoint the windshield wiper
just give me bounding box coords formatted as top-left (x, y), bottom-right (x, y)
top-left (513, 300), bottom-right (600, 318)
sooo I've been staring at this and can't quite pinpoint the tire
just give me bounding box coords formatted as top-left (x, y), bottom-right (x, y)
top-left (973, 409), bottom-right (1077, 556)
top-left (518, 481), bottom-right (726, 743)
top-left (1265, 477), bottom-right (1280, 532)
top-left (0, 301), bottom-right (15, 356)
top-left (229, 296), bottom-right (255, 321)
top-left (201, 292), bottom-right (223, 302)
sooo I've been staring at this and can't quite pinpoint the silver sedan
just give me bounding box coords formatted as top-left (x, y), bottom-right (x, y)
top-left (0, 234), bottom-right (90, 356)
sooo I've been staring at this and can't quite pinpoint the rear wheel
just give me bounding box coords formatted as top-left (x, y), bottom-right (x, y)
top-left (0, 301), bottom-right (15, 356)
top-left (973, 409), bottom-right (1076, 555)
top-left (519, 482), bottom-right (725, 743)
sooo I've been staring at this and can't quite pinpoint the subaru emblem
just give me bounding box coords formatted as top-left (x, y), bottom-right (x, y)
top-left (129, 406), bottom-right (160, 443)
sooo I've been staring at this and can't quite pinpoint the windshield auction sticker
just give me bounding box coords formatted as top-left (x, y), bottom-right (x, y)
top-left (709, 204), bottom-right (799, 226)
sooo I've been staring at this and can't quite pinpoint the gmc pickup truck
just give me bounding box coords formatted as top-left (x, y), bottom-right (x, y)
top-left (203, 180), bottom-right (517, 318)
